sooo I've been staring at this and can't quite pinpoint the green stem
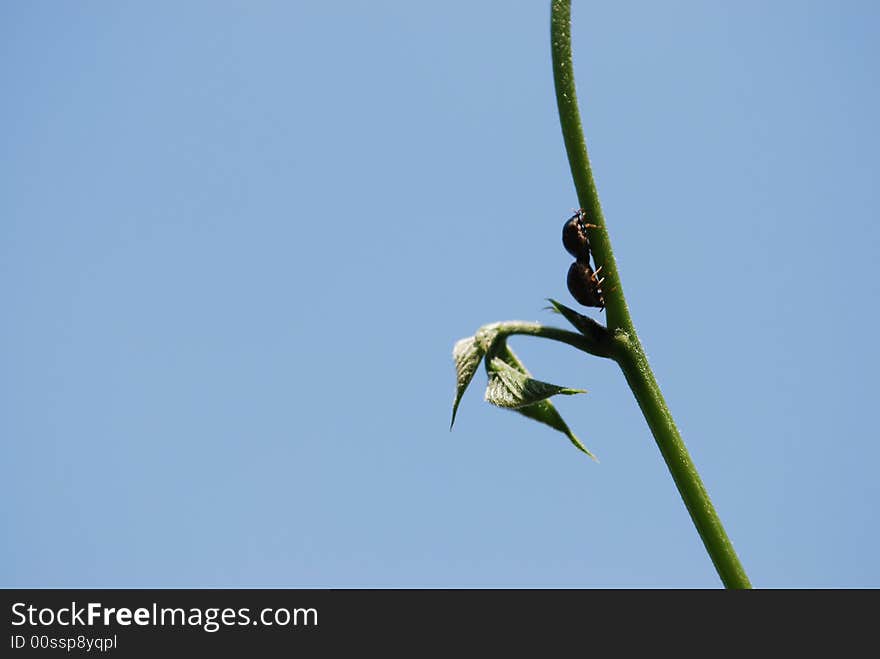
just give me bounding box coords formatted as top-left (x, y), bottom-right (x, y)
top-left (550, 0), bottom-right (751, 588)
top-left (612, 333), bottom-right (751, 588)
top-left (485, 320), bottom-right (613, 359)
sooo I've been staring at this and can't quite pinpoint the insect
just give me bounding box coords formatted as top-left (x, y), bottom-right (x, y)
top-left (562, 208), bottom-right (598, 261)
top-left (562, 209), bottom-right (605, 310)
top-left (567, 261), bottom-right (605, 309)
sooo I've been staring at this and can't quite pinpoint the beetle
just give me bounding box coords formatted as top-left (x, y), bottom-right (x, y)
top-left (562, 208), bottom-right (600, 261)
top-left (567, 260), bottom-right (605, 309)
top-left (562, 209), bottom-right (605, 310)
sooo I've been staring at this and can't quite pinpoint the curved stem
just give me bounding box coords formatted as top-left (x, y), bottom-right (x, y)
top-left (486, 320), bottom-right (613, 359)
top-left (612, 334), bottom-right (751, 588)
top-left (550, 1), bottom-right (630, 333)
top-left (550, 0), bottom-right (751, 588)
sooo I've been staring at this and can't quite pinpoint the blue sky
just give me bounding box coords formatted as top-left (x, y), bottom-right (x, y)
top-left (2, 1), bottom-right (879, 587)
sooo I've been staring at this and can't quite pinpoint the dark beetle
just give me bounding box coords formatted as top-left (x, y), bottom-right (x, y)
top-left (567, 261), bottom-right (605, 309)
top-left (562, 209), bottom-right (605, 310)
top-left (562, 209), bottom-right (593, 260)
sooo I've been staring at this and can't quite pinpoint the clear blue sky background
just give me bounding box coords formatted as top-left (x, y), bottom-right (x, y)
top-left (3, 2), bottom-right (879, 588)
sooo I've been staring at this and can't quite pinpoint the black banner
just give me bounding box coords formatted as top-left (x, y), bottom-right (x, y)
top-left (2, 589), bottom-right (873, 655)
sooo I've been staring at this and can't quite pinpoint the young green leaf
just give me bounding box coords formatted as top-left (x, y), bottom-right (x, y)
top-left (451, 335), bottom-right (485, 428)
top-left (486, 344), bottom-right (595, 459)
top-left (474, 323), bottom-right (501, 353)
top-left (485, 357), bottom-right (585, 408)
top-left (546, 298), bottom-right (610, 351)
top-left (451, 324), bottom-right (505, 428)
top-left (515, 399), bottom-right (596, 460)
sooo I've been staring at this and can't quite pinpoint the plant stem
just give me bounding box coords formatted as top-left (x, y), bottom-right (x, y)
top-left (612, 334), bottom-right (751, 588)
top-left (550, 0), bottom-right (751, 588)
top-left (485, 320), bottom-right (613, 359)
top-left (550, 0), bottom-right (629, 333)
